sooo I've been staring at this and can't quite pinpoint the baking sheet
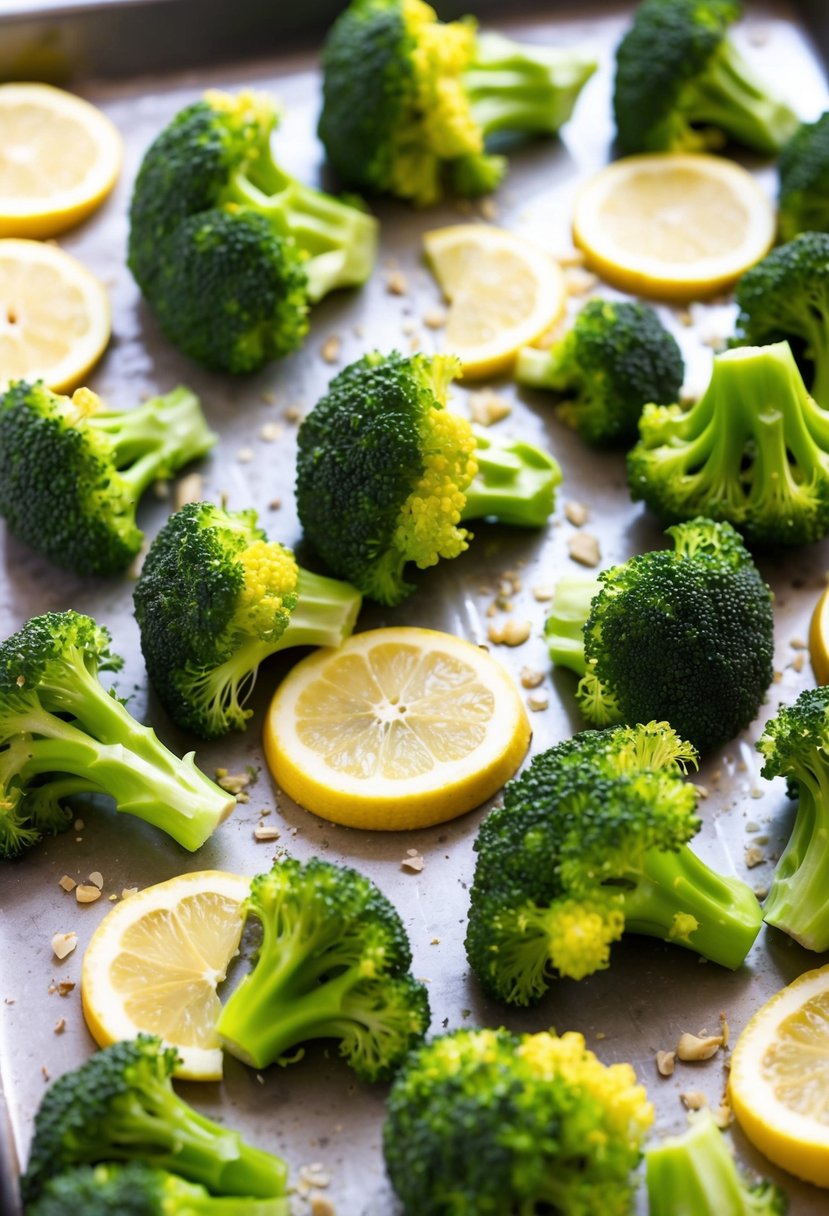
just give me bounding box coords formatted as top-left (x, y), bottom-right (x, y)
top-left (2, 3), bottom-right (829, 1213)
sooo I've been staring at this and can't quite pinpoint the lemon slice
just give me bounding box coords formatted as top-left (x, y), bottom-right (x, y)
top-left (809, 586), bottom-right (829, 685)
top-left (0, 238), bottom-right (110, 392)
top-left (729, 964), bottom-right (829, 1187)
top-left (0, 83), bottom-right (122, 238)
top-left (572, 154), bottom-right (775, 301)
top-left (263, 626), bottom-right (531, 830)
top-left (423, 224), bottom-right (566, 378)
top-left (81, 870), bottom-right (250, 1082)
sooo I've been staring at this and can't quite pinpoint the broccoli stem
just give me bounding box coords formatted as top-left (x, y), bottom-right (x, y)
top-left (460, 432), bottom-right (562, 527)
top-left (465, 32), bottom-right (596, 138)
top-left (276, 568), bottom-right (363, 649)
top-left (646, 1108), bottom-right (781, 1216)
top-left (225, 170), bottom-right (377, 302)
top-left (680, 37), bottom-right (798, 155)
top-left (545, 575), bottom-right (601, 675)
top-left (515, 344), bottom-right (567, 390)
top-left (88, 387), bottom-right (215, 495)
top-left (620, 845), bottom-right (762, 969)
top-left (4, 669), bottom-right (234, 850)
top-left (762, 761), bottom-right (829, 950)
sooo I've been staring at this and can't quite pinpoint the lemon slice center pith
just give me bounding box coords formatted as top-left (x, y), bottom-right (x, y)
top-left (762, 990), bottom-right (829, 1121)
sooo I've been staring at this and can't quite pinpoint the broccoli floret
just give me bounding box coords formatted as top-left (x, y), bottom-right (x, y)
top-left (128, 89), bottom-right (377, 373)
top-left (465, 721), bottom-right (763, 1005)
top-left (295, 350), bottom-right (561, 604)
top-left (383, 1026), bottom-right (653, 1215)
top-left (217, 857), bottom-right (430, 1080)
top-left (0, 381), bottom-right (214, 576)
top-left (734, 235), bottom-right (829, 410)
top-left (516, 298), bottom-right (684, 446)
top-left (318, 0), bottom-right (596, 205)
top-left (778, 111), bottom-right (829, 241)
top-left (613, 0), bottom-right (798, 155)
top-left (20, 1036), bottom-right (288, 1205)
top-left (27, 1163), bottom-right (290, 1216)
top-left (628, 342), bottom-right (829, 545)
top-left (0, 611), bottom-right (235, 859)
top-left (646, 1109), bottom-right (788, 1215)
top-left (757, 685), bottom-right (829, 952)
top-left (544, 518), bottom-right (774, 753)
top-left (133, 502), bottom-right (362, 739)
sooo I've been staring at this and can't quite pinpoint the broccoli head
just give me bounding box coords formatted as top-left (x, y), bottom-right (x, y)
top-left (778, 110), bottom-right (829, 241)
top-left (383, 1026), bottom-right (654, 1216)
top-left (629, 342), bottom-right (829, 545)
top-left (465, 721), bottom-right (763, 1005)
top-left (545, 518), bottom-right (774, 753)
top-left (646, 1108), bottom-right (788, 1216)
top-left (0, 611), bottom-right (235, 859)
top-left (296, 350), bottom-right (561, 604)
top-left (133, 502), bottom-right (362, 738)
top-left (734, 234), bottom-right (829, 410)
top-left (20, 1036), bottom-right (288, 1205)
top-left (516, 298), bottom-right (684, 446)
top-left (318, 0), bottom-right (596, 205)
top-left (128, 89), bottom-right (377, 372)
top-left (0, 381), bottom-right (215, 575)
top-left (757, 684), bottom-right (829, 952)
top-left (613, 0), bottom-right (798, 155)
top-left (217, 856), bottom-right (430, 1080)
top-left (27, 1163), bottom-right (290, 1216)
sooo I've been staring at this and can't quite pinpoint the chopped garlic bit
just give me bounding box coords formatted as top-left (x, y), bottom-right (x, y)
top-left (58, 875), bottom-right (76, 893)
top-left (386, 270), bottom-right (408, 295)
top-left (53, 1017), bottom-right (66, 1034)
top-left (744, 844), bottom-right (766, 869)
top-left (121, 887), bottom-right (138, 900)
top-left (76, 884), bottom-right (102, 904)
top-left (402, 853), bottom-right (424, 873)
top-left (284, 405), bottom-right (303, 424)
top-left (531, 584), bottom-right (556, 602)
top-left (57, 980), bottom-right (75, 997)
top-left (719, 1012), bottom-right (729, 1048)
top-left (568, 532), bottom-right (601, 567)
top-left (527, 692), bottom-right (549, 712)
top-left (520, 667), bottom-right (544, 689)
top-left (236, 446), bottom-right (254, 464)
top-left (259, 422), bottom-right (283, 443)
top-left (564, 500), bottom-right (589, 527)
top-left (174, 472), bottom-right (204, 510)
top-left (88, 871), bottom-right (104, 890)
top-left (51, 932), bottom-right (77, 960)
top-left (321, 335), bottom-right (342, 364)
top-left (216, 770), bottom-right (252, 795)
top-left (655, 1050), bottom-right (676, 1077)
top-left (254, 824), bottom-right (281, 842)
top-left (310, 1196), bottom-right (337, 1216)
top-left (680, 1090), bottom-right (708, 1110)
top-left (422, 307), bottom-right (447, 330)
top-left (467, 388), bottom-right (512, 427)
top-left (676, 1032), bottom-right (723, 1061)
top-left (489, 618), bottom-right (531, 647)
top-left (712, 1103), bottom-right (733, 1128)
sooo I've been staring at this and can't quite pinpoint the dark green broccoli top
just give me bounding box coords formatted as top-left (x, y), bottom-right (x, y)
top-left (778, 110), bottom-right (829, 241)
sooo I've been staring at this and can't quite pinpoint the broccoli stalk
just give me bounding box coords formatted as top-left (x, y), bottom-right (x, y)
top-left (20, 1037), bottom-right (288, 1205)
top-left (646, 1109), bottom-right (788, 1216)
top-left (383, 1027), bottom-right (653, 1216)
top-left (318, 0), bottom-right (596, 205)
top-left (757, 686), bottom-right (829, 951)
top-left (544, 518), bottom-right (774, 754)
top-left (0, 381), bottom-right (215, 576)
top-left (516, 298), bottom-right (685, 446)
top-left (296, 350), bottom-right (561, 604)
top-left (629, 342), bottom-right (829, 546)
top-left (134, 502), bottom-right (363, 739)
top-left (0, 612), bottom-right (235, 859)
top-left (128, 89), bottom-right (377, 373)
top-left (613, 0), bottom-right (798, 156)
top-left (29, 1163), bottom-right (290, 1216)
top-left (217, 857), bottom-right (431, 1080)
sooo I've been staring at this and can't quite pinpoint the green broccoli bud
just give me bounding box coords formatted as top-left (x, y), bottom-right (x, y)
top-left (465, 721), bottom-right (763, 1005)
top-left (128, 89), bottom-right (377, 372)
top-left (133, 501), bottom-right (362, 739)
top-left (20, 1036), bottom-right (288, 1204)
top-left (646, 1109), bottom-right (788, 1215)
top-left (0, 381), bottom-right (215, 575)
top-left (778, 110), bottom-right (829, 242)
top-left (0, 611), bottom-right (235, 859)
top-left (544, 518), bottom-right (774, 754)
top-left (613, 0), bottom-right (799, 156)
top-left (296, 349), bottom-right (560, 604)
top-left (217, 857), bottom-right (430, 1080)
top-left (384, 1026), bottom-right (653, 1215)
top-left (516, 298), bottom-right (684, 446)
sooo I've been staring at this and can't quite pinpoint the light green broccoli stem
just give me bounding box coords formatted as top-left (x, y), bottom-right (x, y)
top-left (89, 387), bottom-right (216, 494)
top-left (544, 575), bottom-right (601, 675)
top-left (646, 1108), bottom-right (786, 1216)
top-left (176, 1198), bottom-right (289, 1216)
top-left (678, 36), bottom-right (799, 155)
top-left (3, 668), bottom-right (233, 851)
top-left (107, 1083), bottom-right (287, 1197)
top-left (515, 342), bottom-right (572, 391)
top-left (465, 32), bottom-right (596, 138)
top-left (621, 845), bottom-right (762, 969)
top-left (460, 431), bottom-right (561, 527)
top-left (275, 568), bottom-right (362, 649)
top-left (762, 757), bottom-right (829, 951)
top-left (224, 168), bottom-right (378, 302)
